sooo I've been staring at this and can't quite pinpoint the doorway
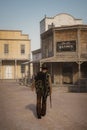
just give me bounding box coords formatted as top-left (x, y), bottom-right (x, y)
top-left (5, 65), bottom-right (12, 79)
top-left (62, 63), bottom-right (73, 84)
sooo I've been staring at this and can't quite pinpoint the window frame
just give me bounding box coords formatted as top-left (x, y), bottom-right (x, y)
top-left (4, 44), bottom-right (9, 54)
top-left (21, 44), bottom-right (25, 55)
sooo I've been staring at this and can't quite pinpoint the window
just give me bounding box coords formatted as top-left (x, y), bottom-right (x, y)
top-left (48, 23), bottom-right (54, 30)
top-left (21, 64), bottom-right (25, 73)
top-left (21, 44), bottom-right (25, 54)
top-left (4, 44), bottom-right (9, 54)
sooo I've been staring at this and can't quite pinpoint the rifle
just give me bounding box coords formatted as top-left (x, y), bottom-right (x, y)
top-left (49, 91), bottom-right (52, 108)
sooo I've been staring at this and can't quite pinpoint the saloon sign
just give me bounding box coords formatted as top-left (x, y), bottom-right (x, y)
top-left (56, 40), bottom-right (76, 52)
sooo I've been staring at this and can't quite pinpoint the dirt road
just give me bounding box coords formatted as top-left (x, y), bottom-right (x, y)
top-left (0, 81), bottom-right (87, 130)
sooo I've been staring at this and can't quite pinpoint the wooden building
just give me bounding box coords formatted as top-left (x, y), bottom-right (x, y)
top-left (40, 25), bottom-right (87, 86)
top-left (0, 30), bottom-right (31, 80)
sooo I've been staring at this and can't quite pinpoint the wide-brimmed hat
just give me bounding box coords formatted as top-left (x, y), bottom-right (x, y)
top-left (41, 63), bottom-right (48, 69)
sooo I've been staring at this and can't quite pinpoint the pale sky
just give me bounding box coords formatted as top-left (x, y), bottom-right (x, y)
top-left (0, 0), bottom-right (87, 51)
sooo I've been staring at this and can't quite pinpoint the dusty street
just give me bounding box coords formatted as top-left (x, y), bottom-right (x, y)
top-left (0, 81), bottom-right (87, 130)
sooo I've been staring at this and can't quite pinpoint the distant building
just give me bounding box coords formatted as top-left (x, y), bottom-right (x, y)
top-left (32, 49), bottom-right (41, 75)
top-left (0, 30), bottom-right (31, 80)
top-left (40, 13), bottom-right (83, 34)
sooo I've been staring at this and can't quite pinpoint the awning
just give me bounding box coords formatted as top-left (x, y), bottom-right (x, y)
top-left (40, 56), bottom-right (79, 63)
top-left (21, 60), bottom-right (40, 65)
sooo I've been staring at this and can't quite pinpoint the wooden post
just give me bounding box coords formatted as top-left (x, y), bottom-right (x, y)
top-left (0, 60), bottom-right (2, 80)
top-left (77, 28), bottom-right (81, 91)
top-left (15, 60), bottom-right (17, 81)
top-left (78, 62), bottom-right (81, 90)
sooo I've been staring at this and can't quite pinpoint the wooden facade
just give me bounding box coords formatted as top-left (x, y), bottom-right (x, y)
top-left (40, 25), bottom-right (87, 85)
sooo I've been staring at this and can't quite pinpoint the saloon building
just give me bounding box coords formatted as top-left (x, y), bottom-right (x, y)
top-left (39, 13), bottom-right (87, 86)
top-left (0, 30), bottom-right (31, 80)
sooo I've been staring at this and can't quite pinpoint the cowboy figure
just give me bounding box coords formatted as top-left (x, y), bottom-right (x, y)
top-left (31, 63), bottom-right (52, 119)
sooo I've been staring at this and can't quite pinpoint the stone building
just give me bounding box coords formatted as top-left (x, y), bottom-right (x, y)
top-left (0, 30), bottom-right (31, 80)
top-left (40, 13), bottom-right (87, 86)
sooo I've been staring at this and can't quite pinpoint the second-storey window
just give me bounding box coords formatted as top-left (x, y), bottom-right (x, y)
top-left (21, 44), bottom-right (25, 54)
top-left (4, 44), bottom-right (9, 54)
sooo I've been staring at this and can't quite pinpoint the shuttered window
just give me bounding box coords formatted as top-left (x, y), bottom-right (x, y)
top-left (4, 44), bottom-right (9, 54)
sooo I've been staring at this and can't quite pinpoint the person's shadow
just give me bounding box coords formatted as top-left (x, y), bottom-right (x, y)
top-left (25, 104), bottom-right (37, 118)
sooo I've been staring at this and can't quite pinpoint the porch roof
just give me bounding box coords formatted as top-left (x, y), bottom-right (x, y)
top-left (40, 56), bottom-right (78, 63)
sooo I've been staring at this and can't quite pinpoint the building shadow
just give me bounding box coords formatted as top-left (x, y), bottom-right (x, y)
top-left (25, 104), bottom-right (37, 118)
